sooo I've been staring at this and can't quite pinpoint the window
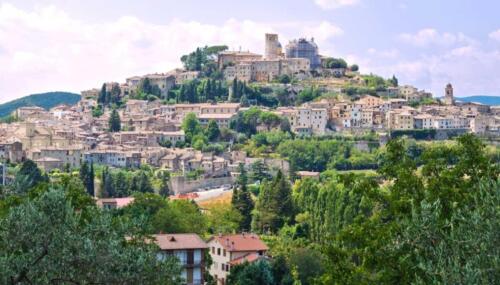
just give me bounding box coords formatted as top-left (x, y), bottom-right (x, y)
top-left (211, 247), bottom-right (215, 254)
top-left (223, 249), bottom-right (226, 257)
top-left (217, 248), bottom-right (221, 255)
top-left (221, 263), bottom-right (225, 271)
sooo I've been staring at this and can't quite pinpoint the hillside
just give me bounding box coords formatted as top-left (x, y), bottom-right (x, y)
top-left (456, 96), bottom-right (500, 106)
top-left (0, 92), bottom-right (81, 117)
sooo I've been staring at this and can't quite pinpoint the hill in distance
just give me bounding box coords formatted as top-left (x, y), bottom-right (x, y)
top-left (0, 92), bottom-right (81, 117)
top-left (455, 95), bottom-right (500, 106)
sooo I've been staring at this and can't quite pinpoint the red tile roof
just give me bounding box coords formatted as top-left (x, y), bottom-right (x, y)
top-left (209, 234), bottom-right (268, 252)
top-left (229, 252), bottom-right (264, 265)
top-left (153, 234), bottom-right (208, 250)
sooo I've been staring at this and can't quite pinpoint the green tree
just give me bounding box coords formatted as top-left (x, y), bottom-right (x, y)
top-left (250, 160), bottom-right (271, 183)
top-left (110, 83), bottom-right (122, 104)
top-left (101, 167), bottom-right (115, 198)
top-left (153, 199), bottom-right (207, 235)
top-left (109, 109), bottom-right (121, 132)
top-left (181, 112), bottom-right (202, 143)
top-left (98, 83), bottom-right (107, 104)
top-left (79, 161), bottom-right (95, 197)
top-left (0, 189), bottom-right (182, 284)
top-left (136, 171), bottom-right (154, 194)
top-left (113, 170), bottom-right (129, 197)
top-left (205, 202), bottom-right (243, 234)
top-left (252, 170), bottom-right (294, 233)
top-left (15, 160), bottom-right (48, 192)
top-left (227, 260), bottom-right (274, 285)
top-left (277, 74), bottom-right (291, 84)
top-left (231, 164), bottom-right (254, 231)
top-left (205, 120), bottom-right (221, 142)
top-left (323, 58), bottom-right (347, 69)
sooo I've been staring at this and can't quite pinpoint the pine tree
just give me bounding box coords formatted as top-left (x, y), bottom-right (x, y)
top-left (109, 109), bottom-right (121, 132)
top-left (231, 164), bottom-right (254, 231)
top-left (252, 170), bottom-right (293, 233)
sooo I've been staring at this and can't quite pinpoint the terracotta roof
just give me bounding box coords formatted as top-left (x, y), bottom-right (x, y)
top-left (209, 234), bottom-right (268, 252)
top-left (229, 252), bottom-right (264, 265)
top-left (153, 234), bottom-right (208, 250)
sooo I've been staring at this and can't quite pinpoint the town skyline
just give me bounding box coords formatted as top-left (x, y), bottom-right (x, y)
top-left (1, 0), bottom-right (500, 103)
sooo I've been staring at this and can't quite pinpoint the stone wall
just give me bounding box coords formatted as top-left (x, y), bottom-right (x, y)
top-left (169, 176), bottom-right (234, 194)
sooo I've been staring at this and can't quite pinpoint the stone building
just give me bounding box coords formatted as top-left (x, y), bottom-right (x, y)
top-left (444, 83), bottom-right (454, 105)
top-left (285, 38), bottom-right (321, 68)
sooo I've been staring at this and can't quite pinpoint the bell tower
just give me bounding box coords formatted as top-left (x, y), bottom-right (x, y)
top-left (444, 83), bottom-right (454, 105)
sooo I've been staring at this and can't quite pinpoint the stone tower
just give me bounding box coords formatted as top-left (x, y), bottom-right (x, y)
top-left (444, 83), bottom-right (454, 105)
top-left (265, 33), bottom-right (281, 59)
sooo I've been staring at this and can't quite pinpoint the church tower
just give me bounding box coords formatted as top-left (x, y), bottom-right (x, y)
top-left (444, 83), bottom-right (454, 105)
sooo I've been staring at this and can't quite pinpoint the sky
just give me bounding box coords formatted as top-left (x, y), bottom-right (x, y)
top-left (1, 0), bottom-right (499, 103)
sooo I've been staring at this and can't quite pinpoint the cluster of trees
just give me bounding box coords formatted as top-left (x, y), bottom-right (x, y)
top-left (97, 83), bottom-right (121, 106)
top-left (230, 79), bottom-right (281, 107)
top-left (135, 77), bottom-right (163, 100)
top-left (322, 57), bottom-right (348, 69)
top-left (180, 45), bottom-right (228, 77)
top-left (226, 134), bottom-right (499, 284)
top-left (343, 74), bottom-right (398, 96)
top-left (276, 138), bottom-right (379, 172)
top-left (296, 86), bottom-right (322, 104)
top-left (0, 163), bottom-right (182, 284)
top-left (175, 79), bottom-right (227, 103)
top-left (230, 107), bottom-right (289, 137)
top-left (1, 133), bottom-right (497, 284)
top-left (100, 167), bottom-right (170, 198)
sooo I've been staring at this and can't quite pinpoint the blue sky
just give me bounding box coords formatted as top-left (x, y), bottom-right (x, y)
top-left (1, 0), bottom-right (499, 103)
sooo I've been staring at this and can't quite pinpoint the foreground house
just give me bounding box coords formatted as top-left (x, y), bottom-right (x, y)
top-left (153, 234), bottom-right (208, 285)
top-left (207, 233), bottom-right (268, 285)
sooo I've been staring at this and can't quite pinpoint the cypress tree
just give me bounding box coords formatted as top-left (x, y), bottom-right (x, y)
top-left (231, 78), bottom-right (238, 102)
top-left (88, 162), bottom-right (95, 197)
top-left (109, 109), bottom-right (121, 132)
top-left (252, 170), bottom-right (293, 233)
top-left (231, 164), bottom-right (254, 231)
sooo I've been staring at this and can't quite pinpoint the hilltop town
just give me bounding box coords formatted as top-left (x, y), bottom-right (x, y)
top-left (0, 33), bottom-right (499, 285)
top-left (1, 33), bottom-right (498, 182)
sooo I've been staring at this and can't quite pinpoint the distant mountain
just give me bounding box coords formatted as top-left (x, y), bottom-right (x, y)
top-left (455, 96), bottom-right (500, 106)
top-left (0, 92), bottom-right (81, 117)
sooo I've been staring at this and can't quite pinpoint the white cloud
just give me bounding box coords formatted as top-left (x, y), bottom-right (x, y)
top-left (0, 2), bottom-right (343, 103)
top-left (399, 28), bottom-right (475, 47)
top-left (300, 21), bottom-right (344, 42)
top-left (489, 29), bottom-right (500, 41)
top-left (361, 45), bottom-right (500, 96)
top-left (367, 48), bottom-right (400, 59)
top-left (314, 0), bottom-right (360, 10)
